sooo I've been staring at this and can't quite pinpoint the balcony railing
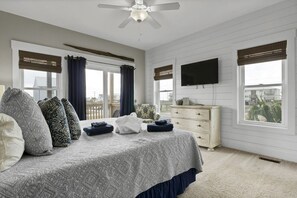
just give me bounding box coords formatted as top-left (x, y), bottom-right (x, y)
top-left (86, 101), bottom-right (120, 120)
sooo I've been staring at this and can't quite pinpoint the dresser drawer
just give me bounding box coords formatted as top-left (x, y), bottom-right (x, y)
top-left (171, 108), bottom-right (210, 120)
top-left (192, 132), bottom-right (209, 147)
top-left (171, 118), bottom-right (210, 133)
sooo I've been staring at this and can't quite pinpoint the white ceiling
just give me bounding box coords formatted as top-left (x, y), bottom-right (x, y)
top-left (0, 0), bottom-right (286, 50)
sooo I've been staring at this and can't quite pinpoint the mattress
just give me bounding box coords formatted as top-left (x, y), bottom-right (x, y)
top-left (0, 118), bottom-right (203, 198)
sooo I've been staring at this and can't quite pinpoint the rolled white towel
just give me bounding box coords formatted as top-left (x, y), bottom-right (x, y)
top-left (115, 115), bottom-right (142, 134)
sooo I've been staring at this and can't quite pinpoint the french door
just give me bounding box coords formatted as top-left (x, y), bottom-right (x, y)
top-left (85, 62), bottom-right (120, 120)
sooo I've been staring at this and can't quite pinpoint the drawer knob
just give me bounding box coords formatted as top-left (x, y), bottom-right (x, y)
top-left (176, 122), bottom-right (179, 124)
top-left (197, 125), bottom-right (201, 127)
top-left (198, 136), bottom-right (202, 139)
top-left (175, 112), bottom-right (179, 114)
top-left (197, 113), bottom-right (201, 115)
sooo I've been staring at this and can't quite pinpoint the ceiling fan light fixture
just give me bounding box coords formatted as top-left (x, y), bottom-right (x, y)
top-left (130, 9), bottom-right (148, 22)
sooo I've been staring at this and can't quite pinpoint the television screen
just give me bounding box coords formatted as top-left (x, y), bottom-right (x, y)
top-left (181, 58), bottom-right (218, 86)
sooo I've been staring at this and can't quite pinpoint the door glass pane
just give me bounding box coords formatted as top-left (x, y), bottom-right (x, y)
top-left (86, 69), bottom-right (104, 120)
top-left (108, 72), bottom-right (120, 117)
top-left (244, 86), bottom-right (282, 123)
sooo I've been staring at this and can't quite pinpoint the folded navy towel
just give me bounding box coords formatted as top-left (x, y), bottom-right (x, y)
top-left (91, 122), bottom-right (107, 127)
top-left (155, 120), bottom-right (167, 125)
top-left (83, 124), bottom-right (114, 136)
top-left (147, 123), bottom-right (173, 132)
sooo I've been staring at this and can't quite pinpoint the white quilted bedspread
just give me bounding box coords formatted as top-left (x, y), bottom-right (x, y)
top-left (0, 118), bottom-right (203, 198)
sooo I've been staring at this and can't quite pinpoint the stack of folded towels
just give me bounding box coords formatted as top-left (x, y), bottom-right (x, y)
top-left (83, 122), bottom-right (114, 136)
top-left (147, 120), bottom-right (173, 132)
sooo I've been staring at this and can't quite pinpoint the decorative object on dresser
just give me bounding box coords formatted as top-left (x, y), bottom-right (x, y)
top-left (182, 97), bottom-right (190, 105)
top-left (171, 105), bottom-right (220, 151)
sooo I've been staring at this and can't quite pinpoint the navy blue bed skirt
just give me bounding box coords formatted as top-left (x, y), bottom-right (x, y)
top-left (136, 168), bottom-right (197, 198)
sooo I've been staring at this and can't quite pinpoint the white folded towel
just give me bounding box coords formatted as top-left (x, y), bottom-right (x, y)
top-left (115, 115), bottom-right (142, 134)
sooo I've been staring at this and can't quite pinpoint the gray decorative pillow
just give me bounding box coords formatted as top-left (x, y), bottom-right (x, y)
top-left (61, 98), bottom-right (81, 140)
top-left (38, 97), bottom-right (71, 147)
top-left (0, 88), bottom-right (53, 156)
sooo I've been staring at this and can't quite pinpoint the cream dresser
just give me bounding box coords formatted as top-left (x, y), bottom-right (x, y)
top-left (171, 105), bottom-right (220, 151)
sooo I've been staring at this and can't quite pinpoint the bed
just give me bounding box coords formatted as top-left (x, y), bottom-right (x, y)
top-left (0, 118), bottom-right (203, 198)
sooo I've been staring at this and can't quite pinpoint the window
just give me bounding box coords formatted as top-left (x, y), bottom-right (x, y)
top-left (23, 70), bottom-right (58, 101)
top-left (159, 79), bottom-right (173, 114)
top-left (240, 60), bottom-right (283, 125)
top-left (154, 65), bottom-right (173, 116)
top-left (19, 50), bottom-right (62, 101)
top-left (237, 40), bottom-right (288, 128)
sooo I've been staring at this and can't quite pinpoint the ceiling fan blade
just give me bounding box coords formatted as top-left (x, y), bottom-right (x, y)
top-left (149, 2), bottom-right (180, 12)
top-left (146, 15), bottom-right (161, 29)
top-left (119, 17), bottom-right (133, 28)
top-left (98, 4), bottom-right (130, 11)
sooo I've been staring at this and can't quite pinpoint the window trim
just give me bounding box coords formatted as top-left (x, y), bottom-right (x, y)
top-left (232, 29), bottom-right (296, 135)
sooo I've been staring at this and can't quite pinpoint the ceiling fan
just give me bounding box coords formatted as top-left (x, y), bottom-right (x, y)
top-left (98, 0), bottom-right (180, 29)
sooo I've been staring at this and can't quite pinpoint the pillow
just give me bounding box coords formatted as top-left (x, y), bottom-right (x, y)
top-left (0, 88), bottom-right (53, 156)
top-left (0, 113), bottom-right (25, 172)
top-left (38, 97), bottom-right (71, 147)
top-left (61, 98), bottom-right (81, 140)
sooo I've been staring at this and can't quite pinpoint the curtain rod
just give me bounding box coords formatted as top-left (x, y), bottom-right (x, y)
top-left (64, 56), bottom-right (135, 68)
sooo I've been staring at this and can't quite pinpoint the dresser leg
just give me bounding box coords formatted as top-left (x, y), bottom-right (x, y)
top-left (208, 148), bottom-right (215, 151)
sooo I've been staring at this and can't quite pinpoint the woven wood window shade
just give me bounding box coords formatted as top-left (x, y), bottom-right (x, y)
top-left (237, 40), bottom-right (287, 66)
top-left (154, 65), bottom-right (173, 80)
top-left (19, 50), bottom-right (62, 73)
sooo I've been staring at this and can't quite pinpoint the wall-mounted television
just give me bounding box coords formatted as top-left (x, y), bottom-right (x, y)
top-left (181, 58), bottom-right (218, 86)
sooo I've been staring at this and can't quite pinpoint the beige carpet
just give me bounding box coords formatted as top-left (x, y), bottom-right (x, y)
top-left (179, 147), bottom-right (297, 198)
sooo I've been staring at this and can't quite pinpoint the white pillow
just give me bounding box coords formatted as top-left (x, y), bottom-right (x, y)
top-left (0, 113), bottom-right (24, 172)
top-left (115, 115), bottom-right (142, 134)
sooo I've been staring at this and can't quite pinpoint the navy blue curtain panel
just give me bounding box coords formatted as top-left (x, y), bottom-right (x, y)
top-left (67, 56), bottom-right (87, 120)
top-left (120, 65), bottom-right (135, 116)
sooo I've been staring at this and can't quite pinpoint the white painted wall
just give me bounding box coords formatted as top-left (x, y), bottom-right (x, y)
top-left (145, 0), bottom-right (297, 162)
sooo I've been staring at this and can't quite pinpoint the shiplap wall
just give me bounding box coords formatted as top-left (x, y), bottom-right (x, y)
top-left (145, 0), bottom-right (297, 162)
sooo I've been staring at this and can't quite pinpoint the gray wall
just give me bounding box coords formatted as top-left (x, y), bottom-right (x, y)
top-left (0, 11), bottom-right (145, 103)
